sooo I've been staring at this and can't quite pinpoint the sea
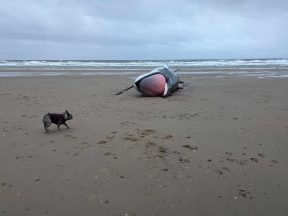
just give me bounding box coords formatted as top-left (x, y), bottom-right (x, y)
top-left (0, 58), bottom-right (288, 78)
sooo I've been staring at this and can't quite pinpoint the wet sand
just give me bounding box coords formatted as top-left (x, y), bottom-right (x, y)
top-left (0, 75), bottom-right (288, 216)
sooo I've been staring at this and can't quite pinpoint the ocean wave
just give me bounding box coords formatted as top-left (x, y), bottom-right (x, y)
top-left (0, 59), bottom-right (288, 68)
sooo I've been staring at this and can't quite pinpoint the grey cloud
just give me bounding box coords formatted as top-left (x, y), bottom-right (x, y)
top-left (0, 0), bottom-right (287, 59)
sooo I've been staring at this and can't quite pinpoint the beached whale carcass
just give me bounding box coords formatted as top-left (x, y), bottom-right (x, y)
top-left (134, 66), bottom-right (182, 97)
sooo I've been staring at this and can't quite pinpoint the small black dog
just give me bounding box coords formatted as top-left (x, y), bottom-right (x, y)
top-left (42, 110), bottom-right (73, 133)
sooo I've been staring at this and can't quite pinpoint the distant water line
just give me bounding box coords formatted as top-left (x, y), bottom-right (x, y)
top-left (0, 59), bottom-right (288, 78)
top-left (1, 58), bottom-right (288, 68)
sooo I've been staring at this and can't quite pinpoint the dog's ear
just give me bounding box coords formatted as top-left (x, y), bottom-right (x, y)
top-left (65, 110), bottom-right (73, 119)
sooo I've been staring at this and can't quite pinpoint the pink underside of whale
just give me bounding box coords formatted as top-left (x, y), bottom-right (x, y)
top-left (138, 74), bottom-right (166, 96)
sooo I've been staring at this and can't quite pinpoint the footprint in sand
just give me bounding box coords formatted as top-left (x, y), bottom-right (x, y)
top-left (215, 167), bottom-right (231, 177)
top-left (158, 146), bottom-right (168, 154)
top-left (182, 145), bottom-right (199, 151)
top-left (104, 152), bottom-right (118, 159)
top-left (137, 129), bottom-right (156, 137)
top-left (178, 156), bottom-right (191, 163)
top-left (162, 134), bottom-right (174, 139)
top-left (271, 159), bottom-right (279, 164)
top-left (269, 159), bottom-right (279, 167)
top-left (15, 154), bottom-right (35, 162)
top-left (122, 134), bottom-right (139, 142)
top-left (238, 189), bottom-right (253, 200)
top-left (250, 158), bottom-right (259, 163)
top-left (98, 131), bottom-right (118, 144)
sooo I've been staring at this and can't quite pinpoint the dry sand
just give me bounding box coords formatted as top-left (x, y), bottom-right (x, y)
top-left (0, 75), bottom-right (288, 216)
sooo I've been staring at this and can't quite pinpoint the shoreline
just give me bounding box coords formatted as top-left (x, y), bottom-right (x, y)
top-left (0, 67), bottom-right (287, 79)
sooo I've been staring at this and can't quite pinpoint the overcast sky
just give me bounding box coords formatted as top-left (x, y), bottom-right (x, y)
top-left (0, 0), bottom-right (287, 60)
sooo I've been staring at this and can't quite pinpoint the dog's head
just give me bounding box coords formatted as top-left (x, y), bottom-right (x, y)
top-left (64, 110), bottom-right (73, 120)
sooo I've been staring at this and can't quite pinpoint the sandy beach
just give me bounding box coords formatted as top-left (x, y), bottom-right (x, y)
top-left (0, 74), bottom-right (288, 216)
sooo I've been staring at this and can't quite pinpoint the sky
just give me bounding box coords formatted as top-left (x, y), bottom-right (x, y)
top-left (0, 0), bottom-right (288, 60)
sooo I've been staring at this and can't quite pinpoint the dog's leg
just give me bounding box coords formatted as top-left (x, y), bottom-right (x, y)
top-left (42, 114), bottom-right (51, 133)
top-left (43, 121), bottom-right (50, 133)
top-left (63, 123), bottom-right (70, 129)
top-left (43, 122), bottom-right (50, 133)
